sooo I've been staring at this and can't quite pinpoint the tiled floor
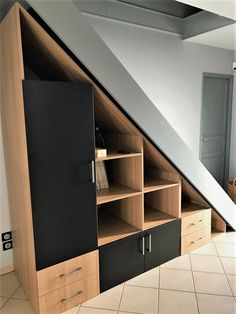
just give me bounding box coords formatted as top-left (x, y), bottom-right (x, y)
top-left (0, 232), bottom-right (236, 314)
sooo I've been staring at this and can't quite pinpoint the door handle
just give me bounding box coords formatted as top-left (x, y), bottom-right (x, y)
top-left (146, 234), bottom-right (152, 253)
top-left (91, 160), bottom-right (95, 183)
top-left (139, 236), bottom-right (145, 255)
top-left (202, 137), bottom-right (210, 141)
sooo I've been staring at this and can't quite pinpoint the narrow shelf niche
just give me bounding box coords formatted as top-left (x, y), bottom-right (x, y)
top-left (144, 186), bottom-right (181, 230)
top-left (96, 156), bottom-right (142, 205)
top-left (98, 195), bottom-right (143, 246)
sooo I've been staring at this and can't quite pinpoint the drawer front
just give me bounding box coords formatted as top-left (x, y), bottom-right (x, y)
top-left (181, 209), bottom-right (211, 236)
top-left (37, 250), bottom-right (99, 296)
top-left (39, 273), bottom-right (99, 314)
top-left (181, 227), bottom-right (211, 255)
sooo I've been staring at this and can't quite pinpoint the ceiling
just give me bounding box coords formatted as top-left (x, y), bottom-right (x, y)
top-left (177, 0), bottom-right (236, 51)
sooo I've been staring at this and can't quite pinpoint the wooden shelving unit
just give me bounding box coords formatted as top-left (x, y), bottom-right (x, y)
top-left (97, 184), bottom-right (142, 205)
top-left (144, 177), bottom-right (179, 193)
top-left (181, 201), bottom-right (210, 217)
top-left (98, 211), bottom-right (139, 246)
top-left (96, 151), bottom-right (141, 161)
top-left (144, 205), bottom-right (176, 230)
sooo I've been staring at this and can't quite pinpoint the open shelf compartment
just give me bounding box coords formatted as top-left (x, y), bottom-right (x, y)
top-left (144, 186), bottom-right (181, 230)
top-left (96, 156), bottom-right (142, 204)
top-left (98, 195), bottom-right (143, 246)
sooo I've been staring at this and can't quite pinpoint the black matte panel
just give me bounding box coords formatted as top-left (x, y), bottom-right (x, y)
top-left (99, 234), bottom-right (145, 292)
top-left (23, 80), bottom-right (97, 270)
top-left (145, 219), bottom-right (181, 271)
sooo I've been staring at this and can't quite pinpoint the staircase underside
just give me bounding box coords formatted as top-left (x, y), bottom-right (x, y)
top-left (25, 0), bottom-right (236, 230)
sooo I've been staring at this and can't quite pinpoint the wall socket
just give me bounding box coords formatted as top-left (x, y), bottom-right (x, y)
top-left (1, 231), bottom-right (12, 242)
top-left (2, 241), bottom-right (13, 251)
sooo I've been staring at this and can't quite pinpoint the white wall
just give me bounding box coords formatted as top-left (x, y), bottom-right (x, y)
top-left (85, 14), bottom-right (235, 170)
top-left (229, 51), bottom-right (236, 179)
top-left (0, 12), bottom-right (235, 270)
top-left (0, 118), bottom-right (13, 271)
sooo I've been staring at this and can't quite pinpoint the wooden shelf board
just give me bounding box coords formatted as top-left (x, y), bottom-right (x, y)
top-left (144, 205), bottom-right (177, 230)
top-left (97, 184), bottom-right (142, 205)
top-left (98, 212), bottom-right (139, 246)
top-left (211, 228), bottom-right (225, 238)
top-left (96, 151), bottom-right (141, 161)
top-left (181, 202), bottom-right (210, 217)
top-left (144, 177), bottom-right (178, 193)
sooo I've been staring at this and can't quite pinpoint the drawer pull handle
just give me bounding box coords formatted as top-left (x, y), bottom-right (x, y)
top-left (60, 267), bottom-right (82, 279)
top-left (61, 291), bottom-right (85, 304)
top-left (191, 219), bottom-right (203, 226)
top-left (191, 237), bottom-right (203, 244)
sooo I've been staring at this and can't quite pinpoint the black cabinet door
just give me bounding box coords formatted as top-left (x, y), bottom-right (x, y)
top-left (99, 234), bottom-right (145, 292)
top-left (145, 220), bottom-right (181, 271)
top-left (23, 80), bottom-right (97, 270)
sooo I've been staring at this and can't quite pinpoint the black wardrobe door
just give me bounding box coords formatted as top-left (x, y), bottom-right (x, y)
top-left (145, 220), bottom-right (181, 271)
top-left (23, 80), bottom-right (97, 270)
top-left (99, 234), bottom-right (145, 292)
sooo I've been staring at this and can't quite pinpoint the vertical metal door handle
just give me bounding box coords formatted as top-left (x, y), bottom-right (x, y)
top-left (91, 160), bottom-right (95, 183)
top-left (146, 234), bottom-right (152, 253)
top-left (140, 236), bottom-right (145, 255)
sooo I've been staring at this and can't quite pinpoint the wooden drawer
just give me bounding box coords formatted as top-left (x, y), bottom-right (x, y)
top-left (39, 273), bottom-right (99, 314)
top-left (37, 250), bottom-right (99, 296)
top-left (181, 227), bottom-right (211, 255)
top-left (181, 208), bottom-right (211, 236)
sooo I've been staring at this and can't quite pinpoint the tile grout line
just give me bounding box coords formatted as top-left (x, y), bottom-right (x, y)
top-left (117, 284), bottom-right (125, 313)
top-left (0, 284), bottom-right (21, 311)
top-left (212, 239), bottom-right (236, 300)
top-left (188, 253), bottom-right (200, 314)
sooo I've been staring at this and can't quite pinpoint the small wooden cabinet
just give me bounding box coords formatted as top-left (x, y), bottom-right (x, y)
top-left (99, 219), bottom-right (181, 292)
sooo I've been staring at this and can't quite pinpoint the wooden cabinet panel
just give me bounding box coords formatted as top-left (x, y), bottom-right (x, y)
top-left (181, 208), bottom-right (211, 236)
top-left (39, 273), bottom-right (99, 314)
top-left (23, 80), bottom-right (98, 270)
top-left (145, 219), bottom-right (181, 271)
top-left (99, 234), bottom-right (145, 292)
top-left (37, 250), bottom-right (99, 296)
top-left (181, 227), bottom-right (211, 254)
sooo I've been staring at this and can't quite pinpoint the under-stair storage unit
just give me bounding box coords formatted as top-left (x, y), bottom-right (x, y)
top-left (0, 4), bottom-right (227, 314)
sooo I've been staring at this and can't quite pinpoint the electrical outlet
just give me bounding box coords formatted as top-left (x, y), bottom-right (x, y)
top-left (1, 231), bottom-right (12, 242)
top-left (2, 241), bottom-right (13, 251)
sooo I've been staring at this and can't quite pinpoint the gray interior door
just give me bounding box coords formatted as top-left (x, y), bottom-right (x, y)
top-left (201, 74), bottom-right (232, 187)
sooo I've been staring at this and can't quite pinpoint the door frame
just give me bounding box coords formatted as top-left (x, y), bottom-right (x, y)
top-left (200, 72), bottom-right (234, 186)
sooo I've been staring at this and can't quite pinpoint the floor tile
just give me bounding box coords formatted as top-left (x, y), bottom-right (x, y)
top-left (0, 298), bottom-right (8, 309)
top-left (0, 299), bottom-right (34, 314)
top-left (119, 285), bottom-right (158, 314)
top-left (62, 305), bottom-right (80, 314)
top-left (197, 293), bottom-right (236, 314)
top-left (82, 285), bottom-right (123, 311)
top-left (160, 269), bottom-right (194, 292)
top-left (0, 272), bottom-right (20, 297)
top-left (193, 271), bottom-right (232, 295)
top-left (11, 287), bottom-right (27, 300)
top-left (159, 290), bottom-right (198, 314)
top-left (214, 242), bottom-right (236, 257)
top-left (227, 275), bottom-right (236, 296)
top-left (213, 232), bottom-right (236, 244)
top-left (190, 242), bottom-right (218, 256)
top-left (220, 257), bottom-right (236, 274)
top-left (125, 267), bottom-right (159, 288)
top-left (79, 307), bottom-right (116, 314)
top-left (190, 254), bottom-right (224, 273)
top-left (161, 254), bottom-right (191, 270)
